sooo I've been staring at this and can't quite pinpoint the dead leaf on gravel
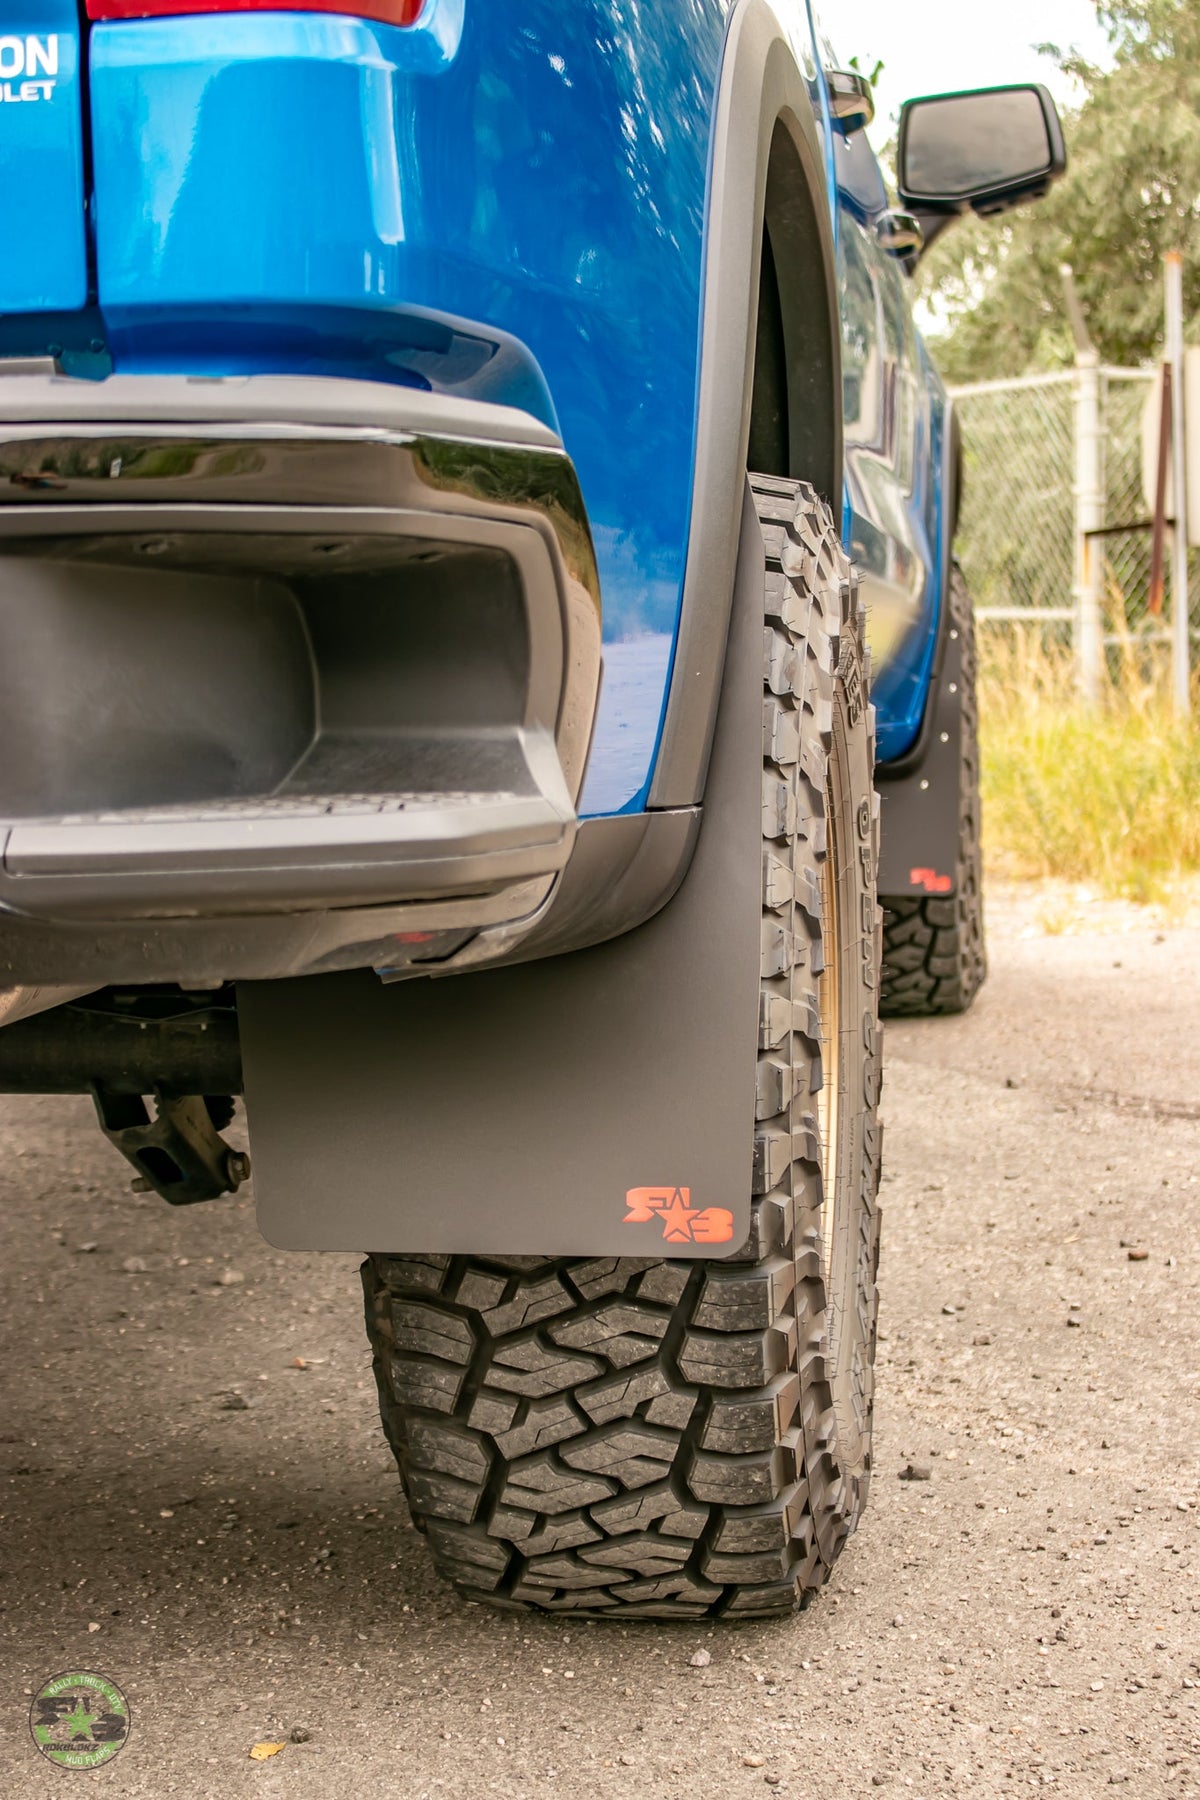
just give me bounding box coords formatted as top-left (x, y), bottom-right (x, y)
top-left (249, 1742), bottom-right (286, 1761)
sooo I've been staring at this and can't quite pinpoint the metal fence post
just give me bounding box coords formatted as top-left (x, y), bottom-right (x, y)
top-left (1165, 251), bottom-right (1191, 714)
top-left (1073, 348), bottom-right (1104, 701)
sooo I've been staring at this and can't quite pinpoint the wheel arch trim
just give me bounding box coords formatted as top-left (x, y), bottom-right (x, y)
top-left (649, 0), bottom-right (842, 809)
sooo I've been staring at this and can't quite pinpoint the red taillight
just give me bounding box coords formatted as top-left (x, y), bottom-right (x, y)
top-left (85, 2), bottom-right (424, 22)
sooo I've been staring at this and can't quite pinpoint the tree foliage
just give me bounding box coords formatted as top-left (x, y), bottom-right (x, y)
top-left (919, 0), bottom-right (1200, 381)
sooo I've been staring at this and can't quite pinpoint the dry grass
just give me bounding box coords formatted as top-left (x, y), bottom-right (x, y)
top-left (978, 628), bottom-right (1200, 904)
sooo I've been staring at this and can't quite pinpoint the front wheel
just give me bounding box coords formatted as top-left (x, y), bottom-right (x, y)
top-left (362, 479), bottom-right (882, 1619)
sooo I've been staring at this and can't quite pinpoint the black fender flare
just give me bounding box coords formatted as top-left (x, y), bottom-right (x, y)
top-left (650, 0), bottom-right (842, 809)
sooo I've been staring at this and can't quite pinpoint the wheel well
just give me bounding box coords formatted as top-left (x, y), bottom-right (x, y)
top-left (748, 119), bottom-right (841, 510)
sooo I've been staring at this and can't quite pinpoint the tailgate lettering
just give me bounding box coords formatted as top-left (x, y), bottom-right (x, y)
top-left (0, 37), bottom-right (60, 102)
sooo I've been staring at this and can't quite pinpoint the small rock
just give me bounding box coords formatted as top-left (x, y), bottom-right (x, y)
top-left (1004, 1077), bottom-right (1019, 1089)
top-left (121, 1256), bottom-right (147, 1274)
top-left (1090, 1680), bottom-right (1104, 1691)
top-left (872, 1779), bottom-right (888, 1790)
top-left (217, 1390), bottom-right (260, 1411)
top-left (891, 1614), bottom-right (904, 1628)
top-left (941, 1305), bottom-right (957, 1317)
top-left (1067, 1316), bottom-right (1083, 1328)
top-left (899, 1463), bottom-right (932, 1482)
top-left (973, 1333), bottom-right (992, 1346)
top-left (765, 1776), bottom-right (782, 1788)
top-left (87, 1622), bottom-right (100, 1633)
top-left (289, 1727), bottom-right (311, 1744)
top-left (690, 1649), bottom-right (712, 1668)
top-left (77, 1242), bottom-right (98, 1254)
top-left (744, 1754), bottom-right (766, 1769)
top-left (1127, 1249), bottom-right (1149, 1262)
top-left (215, 1268), bottom-right (245, 1286)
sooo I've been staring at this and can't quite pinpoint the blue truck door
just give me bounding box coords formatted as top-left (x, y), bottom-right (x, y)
top-left (0, 0), bottom-right (87, 315)
top-left (827, 88), bottom-right (936, 759)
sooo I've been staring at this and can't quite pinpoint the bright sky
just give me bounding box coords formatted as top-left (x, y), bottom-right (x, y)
top-left (825, 0), bottom-right (1113, 144)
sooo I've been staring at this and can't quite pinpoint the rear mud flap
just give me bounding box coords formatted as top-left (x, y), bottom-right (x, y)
top-left (240, 485), bottom-right (765, 1258)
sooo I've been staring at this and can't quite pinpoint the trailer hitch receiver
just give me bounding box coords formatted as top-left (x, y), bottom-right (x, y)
top-left (91, 1085), bottom-right (249, 1205)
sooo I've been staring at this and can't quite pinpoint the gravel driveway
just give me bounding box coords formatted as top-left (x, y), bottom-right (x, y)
top-left (1, 896), bottom-right (1197, 1798)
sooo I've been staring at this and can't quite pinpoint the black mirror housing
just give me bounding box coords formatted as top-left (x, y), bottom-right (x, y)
top-left (897, 84), bottom-right (1066, 219)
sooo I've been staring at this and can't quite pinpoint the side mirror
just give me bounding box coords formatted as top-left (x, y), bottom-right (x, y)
top-left (897, 84), bottom-right (1066, 220)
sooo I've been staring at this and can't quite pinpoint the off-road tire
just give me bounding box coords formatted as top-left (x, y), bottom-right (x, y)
top-left (362, 478), bottom-right (882, 1619)
top-left (880, 564), bottom-right (986, 1016)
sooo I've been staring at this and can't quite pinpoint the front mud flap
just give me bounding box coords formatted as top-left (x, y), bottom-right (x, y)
top-left (876, 588), bottom-right (966, 898)
top-left (240, 486), bottom-right (766, 1258)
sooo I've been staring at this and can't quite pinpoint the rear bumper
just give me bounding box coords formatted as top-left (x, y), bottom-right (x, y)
top-left (0, 373), bottom-right (601, 983)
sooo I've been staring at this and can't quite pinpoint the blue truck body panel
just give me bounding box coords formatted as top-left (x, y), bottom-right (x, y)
top-left (1, 0), bottom-right (946, 805)
top-left (88, 4), bottom-right (730, 815)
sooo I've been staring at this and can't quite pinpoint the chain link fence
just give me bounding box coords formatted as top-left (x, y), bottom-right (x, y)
top-left (951, 365), bottom-right (1200, 672)
top-left (1100, 368), bottom-right (1160, 638)
top-left (952, 372), bottom-right (1076, 635)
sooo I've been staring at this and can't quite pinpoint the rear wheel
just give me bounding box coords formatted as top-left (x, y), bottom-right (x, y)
top-left (362, 479), bottom-right (882, 1618)
top-left (880, 564), bottom-right (986, 1016)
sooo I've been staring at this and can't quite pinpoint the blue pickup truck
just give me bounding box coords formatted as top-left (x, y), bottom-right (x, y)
top-left (0, 1), bottom-right (1063, 1618)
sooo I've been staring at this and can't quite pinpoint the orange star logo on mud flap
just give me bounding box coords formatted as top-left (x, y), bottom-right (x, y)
top-left (622, 1186), bottom-right (735, 1246)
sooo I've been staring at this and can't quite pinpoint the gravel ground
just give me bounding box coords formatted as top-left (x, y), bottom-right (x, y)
top-left (1, 894), bottom-right (1198, 1798)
